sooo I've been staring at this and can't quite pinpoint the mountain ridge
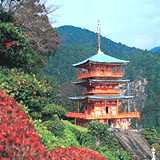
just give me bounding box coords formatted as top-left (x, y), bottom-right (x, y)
top-left (149, 46), bottom-right (160, 52)
top-left (56, 25), bottom-right (140, 59)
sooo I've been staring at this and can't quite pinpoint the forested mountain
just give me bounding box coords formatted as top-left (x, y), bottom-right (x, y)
top-left (150, 46), bottom-right (160, 53)
top-left (57, 25), bottom-right (139, 58)
top-left (125, 50), bottom-right (160, 128)
top-left (43, 25), bottom-right (140, 83)
top-left (41, 25), bottom-right (160, 129)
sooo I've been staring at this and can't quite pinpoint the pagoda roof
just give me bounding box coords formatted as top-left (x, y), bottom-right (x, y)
top-left (69, 95), bottom-right (133, 101)
top-left (73, 53), bottom-right (130, 67)
top-left (73, 79), bottom-right (130, 85)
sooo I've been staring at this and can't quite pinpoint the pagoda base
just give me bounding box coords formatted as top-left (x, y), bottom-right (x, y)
top-left (66, 112), bottom-right (140, 119)
top-left (66, 112), bottom-right (140, 129)
top-left (73, 118), bottom-right (130, 129)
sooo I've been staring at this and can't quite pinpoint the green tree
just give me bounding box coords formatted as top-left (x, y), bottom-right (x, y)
top-left (86, 122), bottom-right (110, 147)
top-left (36, 73), bottom-right (60, 105)
top-left (1, 0), bottom-right (60, 67)
top-left (0, 10), bottom-right (35, 72)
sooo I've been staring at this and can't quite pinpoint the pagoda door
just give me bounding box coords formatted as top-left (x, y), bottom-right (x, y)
top-left (87, 106), bottom-right (92, 115)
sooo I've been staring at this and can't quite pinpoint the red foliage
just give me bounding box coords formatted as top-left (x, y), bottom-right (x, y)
top-left (5, 42), bottom-right (14, 48)
top-left (142, 113), bottom-right (145, 119)
top-left (52, 147), bottom-right (107, 160)
top-left (0, 89), bottom-right (107, 160)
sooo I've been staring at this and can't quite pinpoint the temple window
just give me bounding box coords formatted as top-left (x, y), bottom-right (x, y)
top-left (112, 111), bottom-right (116, 115)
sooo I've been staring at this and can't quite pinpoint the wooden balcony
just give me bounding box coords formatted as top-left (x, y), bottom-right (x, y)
top-left (81, 89), bottom-right (121, 95)
top-left (77, 71), bottom-right (124, 79)
top-left (66, 111), bottom-right (140, 119)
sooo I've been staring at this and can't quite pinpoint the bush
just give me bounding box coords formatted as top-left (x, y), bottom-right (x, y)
top-left (142, 128), bottom-right (157, 145)
top-left (0, 89), bottom-right (107, 159)
top-left (61, 120), bottom-right (96, 150)
top-left (0, 89), bottom-right (53, 159)
top-left (42, 120), bottom-right (65, 137)
top-left (0, 68), bottom-right (63, 120)
top-left (36, 73), bottom-right (60, 105)
top-left (0, 9), bottom-right (41, 74)
top-left (0, 10), bottom-right (34, 71)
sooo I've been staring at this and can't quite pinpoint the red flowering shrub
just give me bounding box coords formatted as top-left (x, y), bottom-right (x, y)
top-left (0, 89), bottom-right (107, 160)
top-left (52, 146), bottom-right (107, 160)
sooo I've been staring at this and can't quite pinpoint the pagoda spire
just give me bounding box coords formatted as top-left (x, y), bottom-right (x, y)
top-left (97, 20), bottom-right (103, 54)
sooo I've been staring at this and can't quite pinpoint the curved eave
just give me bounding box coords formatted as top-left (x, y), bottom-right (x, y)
top-left (73, 53), bottom-right (130, 67)
top-left (73, 79), bottom-right (130, 85)
top-left (69, 95), bottom-right (134, 101)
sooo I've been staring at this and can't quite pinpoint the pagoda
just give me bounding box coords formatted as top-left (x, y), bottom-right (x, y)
top-left (66, 21), bottom-right (140, 129)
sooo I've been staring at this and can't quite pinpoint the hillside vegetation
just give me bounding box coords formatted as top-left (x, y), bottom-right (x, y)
top-left (42, 25), bottom-right (140, 83)
top-left (42, 25), bottom-right (160, 129)
top-left (0, 9), bottom-right (135, 160)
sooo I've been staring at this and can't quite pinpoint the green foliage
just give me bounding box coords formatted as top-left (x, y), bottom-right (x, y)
top-left (0, 10), bottom-right (36, 71)
top-left (0, 9), bottom-right (42, 74)
top-left (0, 21), bottom-right (32, 69)
top-left (34, 119), bottom-right (82, 149)
top-left (0, 9), bottom-right (15, 22)
top-left (42, 104), bottom-right (66, 119)
top-left (33, 119), bottom-right (67, 150)
top-left (124, 50), bottom-right (160, 128)
top-left (100, 148), bottom-right (133, 160)
top-left (141, 128), bottom-right (159, 145)
top-left (42, 120), bottom-right (65, 137)
top-left (61, 120), bottom-right (96, 150)
top-left (108, 137), bottom-right (119, 150)
top-left (36, 73), bottom-right (60, 105)
top-left (142, 127), bottom-right (160, 155)
top-left (86, 122), bottom-right (110, 141)
top-left (0, 68), bottom-right (63, 120)
top-left (130, 119), bottom-right (136, 129)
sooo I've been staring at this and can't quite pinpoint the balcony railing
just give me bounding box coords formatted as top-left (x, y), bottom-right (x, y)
top-left (77, 70), bottom-right (124, 79)
top-left (81, 89), bottom-right (121, 95)
top-left (66, 112), bottom-right (140, 119)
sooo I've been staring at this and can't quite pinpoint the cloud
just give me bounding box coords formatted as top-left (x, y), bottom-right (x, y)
top-left (150, 17), bottom-right (160, 24)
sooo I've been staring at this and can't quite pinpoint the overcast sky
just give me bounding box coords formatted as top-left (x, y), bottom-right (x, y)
top-left (47, 0), bottom-right (160, 50)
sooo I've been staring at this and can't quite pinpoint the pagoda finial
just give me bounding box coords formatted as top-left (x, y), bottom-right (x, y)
top-left (97, 20), bottom-right (103, 54)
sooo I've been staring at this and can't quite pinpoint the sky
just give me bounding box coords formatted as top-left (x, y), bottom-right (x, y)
top-left (46, 0), bottom-right (160, 50)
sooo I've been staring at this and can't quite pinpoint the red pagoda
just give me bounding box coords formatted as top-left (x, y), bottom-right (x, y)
top-left (66, 21), bottom-right (139, 129)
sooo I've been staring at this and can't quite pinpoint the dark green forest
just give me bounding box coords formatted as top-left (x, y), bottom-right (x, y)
top-left (41, 25), bottom-right (160, 129)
